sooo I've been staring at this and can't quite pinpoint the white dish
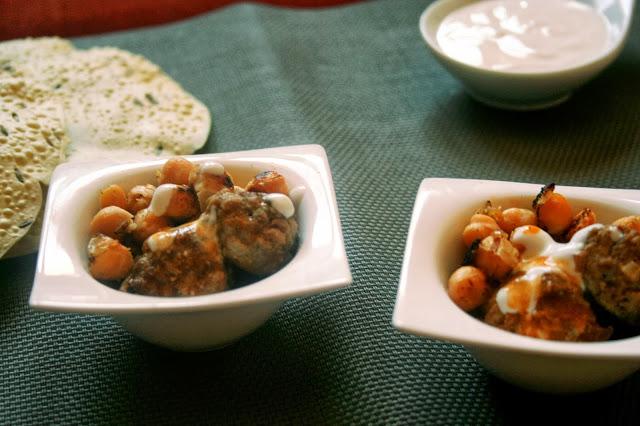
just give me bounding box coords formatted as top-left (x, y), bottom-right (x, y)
top-left (30, 144), bottom-right (352, 351)
top-left (393, 178), bottom-right (640, 393)
top-left (419, 0), bottom-right (635, 110)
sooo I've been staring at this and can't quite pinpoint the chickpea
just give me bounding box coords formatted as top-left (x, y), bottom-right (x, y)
top-left (462, 214), bottom-right (503, 247)
top-left (613, 216), bottom-right (640, 234)
top-left (164, 186), bottom-right (200, 221)
top-left (157, 157), bottom-right (195, 186)
top-left (127, 184), bottom-right (155, 213)
top-left (131, 208), bottom-right (171, 243)
top-left (99, 184), bottom-right (128, 210)
top-left (533, 184), bottom-right (573, 236)
top-left (88, 235), bottom-right (133, 281)
top-left (565, 208), bottom-right (597, 240)
top-left (89, 206), bottom-right (133, 239)
top-left (474, 232), bottom-right (520, 280)
top-left (448, 266), bottom-right (491, 312)
top-left (189, 165), bottom-right (235, 210)
top-left (476, 200), bottom-right (503, 224)
top-left (245, 171), bottom-right (289, 194)
top-left (498, 208), bottom-right (537, 234)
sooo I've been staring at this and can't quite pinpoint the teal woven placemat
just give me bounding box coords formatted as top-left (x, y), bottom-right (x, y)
top-left (2, 1), bottom-right (640, 423)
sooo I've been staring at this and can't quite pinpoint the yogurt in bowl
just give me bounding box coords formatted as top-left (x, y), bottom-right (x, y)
top-left (420, 0), bottom-right (634, 110)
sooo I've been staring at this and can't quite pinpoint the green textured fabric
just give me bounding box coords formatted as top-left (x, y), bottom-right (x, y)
top-left (2, 0), bottom-right (640, 423)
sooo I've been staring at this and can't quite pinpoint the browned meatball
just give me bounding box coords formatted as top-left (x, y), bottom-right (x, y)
top-left (210, 189), bottom-right (298, 275)
top-left (577, 226), bottom-right (640, 326)
top-left (484, 268), bottom-right (611, 342)
top-left (120, 212), bottom-right (227, 296)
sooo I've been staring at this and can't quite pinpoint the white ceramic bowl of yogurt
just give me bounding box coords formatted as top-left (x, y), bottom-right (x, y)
top-left (420, 0), bottom-right (634, 110)
top-left (393, 178), bottom-right (640, 393)
top-left (30, 144), bottom-right (352, 351)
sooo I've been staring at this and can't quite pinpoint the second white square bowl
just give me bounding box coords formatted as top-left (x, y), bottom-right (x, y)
top-left (393, 178), bottom-right (640, 393)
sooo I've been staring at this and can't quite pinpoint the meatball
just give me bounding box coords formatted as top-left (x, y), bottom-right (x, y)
top-left (120, 212), bottom-right (227, 296)
top-left (577, 226), bottom-right (640, 326)
top-left (484, 265), bottom-right (611, 342)
top-left (211, 189), bottom-right (298, 275)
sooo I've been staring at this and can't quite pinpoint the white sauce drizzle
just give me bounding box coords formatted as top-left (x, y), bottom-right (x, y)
top-left (436, 0), bottom-right (610, 72)
top-left (202, 208), bottom-right (217, 225)
top-left (288, 185), bottom-right (306, 207)
top-left (496, 286), bottom-right (517, 314)
top-left (511, 224), bottom-right (603, 271)
top-left (150, 184), bottom-right (178, 216)
top-left (146, 232), bottom-right (175, 252)
top-left (201, 162), bottom-right (225, 176)
top-left (496, 224), bottom-right (604, 315)
top-left (263, 193), bottom-right (295, 219)
top-left (610, 227), bottom-right (624, 242)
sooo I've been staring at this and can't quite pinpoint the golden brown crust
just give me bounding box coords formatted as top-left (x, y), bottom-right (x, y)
top-left (484, 271), bottom-right (612, 342)
top-left (212, 189), bottom-right (298, 276)
top-left (121, 219), bottom-right (227, 297)
top-left (577, 227), bottom-right (640, 326)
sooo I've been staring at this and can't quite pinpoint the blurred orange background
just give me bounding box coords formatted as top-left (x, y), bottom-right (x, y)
top-left (0, 0), bottom-right (364, 40)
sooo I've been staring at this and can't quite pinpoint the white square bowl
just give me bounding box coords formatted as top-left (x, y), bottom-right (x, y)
top-left (393, 178), bottom-right (640, 393)
top-left (30, 144), bottom-right (352, 351)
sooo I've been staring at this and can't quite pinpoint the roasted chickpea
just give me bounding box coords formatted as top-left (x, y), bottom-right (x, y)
top-left (448, 266), bottom-right (491, 312)
top-left (132, 208), bottom-right (171, 243)
top-left (163, 186), bottom-right (200, 221)
top-left (189, 163), bottom-right (235, 210)
top-left (613, 216), bottom-right (640, 234)
top-left (474, 232), bottom-right (520, 280)
top-left (88, 235), bottom-right (133, 281)
top-left (476, 200), bottom-right (503, 224)
top-left (99, 184), bottom-right (128, 210)
top-left (245, 171), bottom-right (289, 194)
top-left (498, 208), bottom-right (537, 234)
top-left (565, 208), bottom-right (597, 240)
top-left (89, 206), bottom-right (133, 239)
top-left (127, 184), bottom-right (155, 213)
top-left (462, 214), bottom-right (503, 247)
top-left (157, 157), bottom-right (195, 186)
top-left (533, 184), bottom-right (573, 236)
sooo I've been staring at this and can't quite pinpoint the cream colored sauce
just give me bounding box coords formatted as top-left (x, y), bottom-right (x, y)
top-left (264, 193), bottom-right (295, 219)
top-left (511, 224), bottom-right (602, 272)
top-left (436, 0), bottom-right (610, 72)
top-left (496, 256), bottom-right (576, 314)
top-left (496, 224), bottom-right (604, 315)
top-left (288, 185), bottom-right (306, 207)
top-left (610, 226), bottom-right (624, 242)
top-left (201, 162), bottom-right (225, 176)
top-left (146, 231), bottom-right (175, 252)
top-left (149, 184), bottom-right (178, 216)
top-left (202, 208), bottom-right (217, 225)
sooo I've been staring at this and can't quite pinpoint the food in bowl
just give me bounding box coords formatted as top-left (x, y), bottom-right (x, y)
top-left (86, 157), bottom-right (298, 297)
top-left (448, 183), bottom-right (640, 342)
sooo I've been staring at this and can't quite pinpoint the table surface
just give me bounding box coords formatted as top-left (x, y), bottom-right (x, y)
top-left (2, 0), bottom-right (640, 424)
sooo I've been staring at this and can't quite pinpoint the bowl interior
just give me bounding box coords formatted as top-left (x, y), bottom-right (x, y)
top-left (70, 159), bottom-right (312, 281)
top-left (433, 193), bottom-right (638, 287)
